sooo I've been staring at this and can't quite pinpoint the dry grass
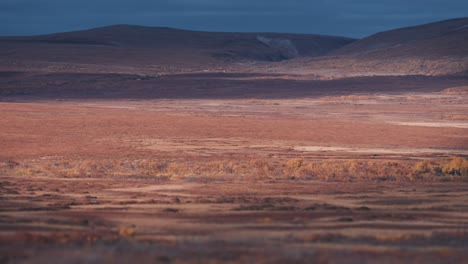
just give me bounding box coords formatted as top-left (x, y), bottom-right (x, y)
top-left (1, 156), bottom-right (467, 181)
top-left (413, 156), bottom-right (468, 177)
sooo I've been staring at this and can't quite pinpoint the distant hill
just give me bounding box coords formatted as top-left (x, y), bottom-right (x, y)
top-left (332, 17), bottom-right (468, 59)
top-left (0, 19), bottom-right (467, 79)
top-left (273, 18), bottom-right (468, 77)
top-left (0, 25), bottom-right (354, 74)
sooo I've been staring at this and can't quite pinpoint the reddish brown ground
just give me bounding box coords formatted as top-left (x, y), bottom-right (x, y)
top-left (1, 177), bottom-right (468, 263)
top-left (1, 75), bottom-right (468, 263)
top-left (1, 93), bottom-right (467, 161)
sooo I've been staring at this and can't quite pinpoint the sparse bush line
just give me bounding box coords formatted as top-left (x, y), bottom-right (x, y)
top-left (1, 156), bottom-right (467, 182)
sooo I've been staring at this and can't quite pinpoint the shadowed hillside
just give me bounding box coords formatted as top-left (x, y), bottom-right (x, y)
top-left (0, 25), bottom-right (354, 73)
top-left (271, 18), bottom-right (468, 78)
top-left (0, 18), bottom-right (467, 95)
top-left (332, 17), bottom-right (468, 59)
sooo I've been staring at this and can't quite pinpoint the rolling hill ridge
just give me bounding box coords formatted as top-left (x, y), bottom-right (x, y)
top-left (0, 18), bottom-right (467, 100)
top-left (275, 18), bottom-right (468, 77)
top-left (0, 25), bottom-right (354, 71)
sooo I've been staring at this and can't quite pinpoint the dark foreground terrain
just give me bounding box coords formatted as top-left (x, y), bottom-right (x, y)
top-left (1, 177), bottom-right (468, 264)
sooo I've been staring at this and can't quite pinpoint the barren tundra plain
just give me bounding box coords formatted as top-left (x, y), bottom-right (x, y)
top-left (1, 73), bottom-right (468, 263)
top-left (1, 18), bottom-right (468, 263)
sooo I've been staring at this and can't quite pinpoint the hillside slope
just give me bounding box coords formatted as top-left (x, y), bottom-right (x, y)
top-left (273, 18), bottom-right (468, 77)
top-left (332, 17), bottom-right (468, 59)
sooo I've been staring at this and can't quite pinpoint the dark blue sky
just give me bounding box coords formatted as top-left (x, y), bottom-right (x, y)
top-left (1, 0), bottom-right (467, 37)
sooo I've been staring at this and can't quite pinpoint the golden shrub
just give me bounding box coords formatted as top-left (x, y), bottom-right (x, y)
top-left (413, 162), bottom-right (431, 174)
top-left (286, 158), bottom-right (304, 170)
top-left (443, 157), bottom-right (468, 176)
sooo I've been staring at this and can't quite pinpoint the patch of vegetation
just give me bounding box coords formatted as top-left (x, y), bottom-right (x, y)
top-left (1, 156), bottom-right (467, 181)
top-left (412, 157), bottom-right (468, 177)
